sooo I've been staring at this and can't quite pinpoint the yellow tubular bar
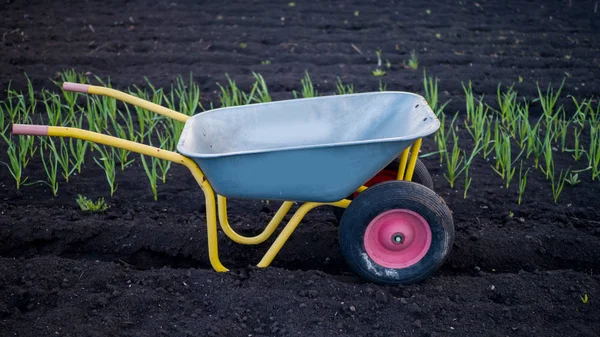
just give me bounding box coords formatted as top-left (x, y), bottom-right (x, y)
top-left (87, 86), bottom-right (191, 123)
top-left (62, 82), bottom-right (191, 123)
top-left (198, 180), bottom-right (228, 272)
top-left (42, 126), bottom-right (228, 272)
top-left (355, 185), bottom-right (368, 193)
top-left (257, 199), bottom-right (350, 268)
top-left (396, 147), bottom-right (410, 180)
top-left (404, 138), bottom-right (423, 181)
top-left (217, 195), bottom-right (294, 245)
top-left (48, 127), bottom-right (185, 163)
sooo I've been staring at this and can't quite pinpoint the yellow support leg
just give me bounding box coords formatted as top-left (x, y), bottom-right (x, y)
top-left (217, 195), bottom-right (294, 245)
top-left (12, 124), bottom-right (228, 272)
top-left (190, 169), bottom-right (228, 272)
top-left (397, 147), bottom-right (410, 180)
top-left (404, 138), bottom-right (422, 181)
top-left (257, 199), bottom-right (350, 268)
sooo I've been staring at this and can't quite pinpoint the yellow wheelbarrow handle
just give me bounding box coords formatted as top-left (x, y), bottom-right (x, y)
top-left (12, 124), bottom-right (189, 165)
top-left (63, 82), bottom-right (191, 123)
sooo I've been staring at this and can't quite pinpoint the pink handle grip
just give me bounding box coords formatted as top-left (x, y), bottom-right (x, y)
top-left (12, 124), bottom-right (49, 136)
top-left (62, 82), bottom-right (90, 93)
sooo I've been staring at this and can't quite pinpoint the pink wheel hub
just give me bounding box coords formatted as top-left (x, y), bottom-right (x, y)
top-left (364, 209), bottom-right (432, 268)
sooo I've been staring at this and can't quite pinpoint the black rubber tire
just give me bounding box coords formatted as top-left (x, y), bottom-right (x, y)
top-left (338, 180), bottom-right (454, 285)
top-left (332, 158), bottom-right (434, 224)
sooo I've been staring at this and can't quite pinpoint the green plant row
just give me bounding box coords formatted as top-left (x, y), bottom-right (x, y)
top-left (424, 75), bottom-right (599, 204)
top-left (0, 69), bottom-right (597, 208)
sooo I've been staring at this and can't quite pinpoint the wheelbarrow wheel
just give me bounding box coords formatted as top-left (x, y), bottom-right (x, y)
top-left (332, 158), bottom-right (433, 224)
top-left (338, 180), bottom-right (454, 285)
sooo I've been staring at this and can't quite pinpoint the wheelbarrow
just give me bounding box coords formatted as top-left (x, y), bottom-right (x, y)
top-left (11, 82), bottom-right (454, 285)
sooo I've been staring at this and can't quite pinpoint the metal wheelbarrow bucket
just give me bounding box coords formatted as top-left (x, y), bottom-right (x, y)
top-left (178, 91), bottom-right (439, 202)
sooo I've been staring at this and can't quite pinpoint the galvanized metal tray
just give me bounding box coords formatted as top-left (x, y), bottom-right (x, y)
top-left (177, 91), bottom-right (440, 202)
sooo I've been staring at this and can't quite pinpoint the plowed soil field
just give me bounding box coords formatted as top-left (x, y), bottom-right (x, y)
top-left (1, 1), bottom-right (599, 336)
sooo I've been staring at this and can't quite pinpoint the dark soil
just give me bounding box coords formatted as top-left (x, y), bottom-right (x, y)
top-left (1, 0), bottom-right (600, 336)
